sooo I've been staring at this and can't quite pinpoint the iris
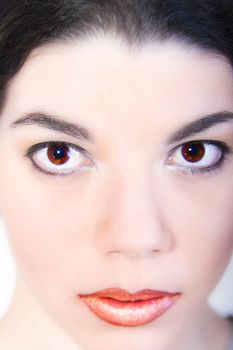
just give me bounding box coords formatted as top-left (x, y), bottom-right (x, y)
top-left (47, 145), bottom-right (70, 165)
top-left (181, 142), bottom-right (205, 162)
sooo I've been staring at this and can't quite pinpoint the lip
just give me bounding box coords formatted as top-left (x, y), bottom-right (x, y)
top-left (79, 288), bottom-right (181, 327)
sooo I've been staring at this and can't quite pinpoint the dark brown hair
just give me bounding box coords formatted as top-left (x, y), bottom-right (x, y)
top-left (0, 0), bottom-right (233, 110)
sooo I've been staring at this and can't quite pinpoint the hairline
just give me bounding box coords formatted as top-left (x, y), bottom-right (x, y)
top-left (0, 29), bottom-right (231, 115)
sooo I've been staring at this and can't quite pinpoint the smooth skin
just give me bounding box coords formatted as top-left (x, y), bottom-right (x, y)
top-left (0, 35), bottom-right (232, 350)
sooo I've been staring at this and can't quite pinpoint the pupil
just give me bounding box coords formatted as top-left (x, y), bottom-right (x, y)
top-left (188, 145), bottom-right (199, 155)
top-left (182, 142), bottom-right (205, 162)
top-left (54, 147), bottom-right (65, 159)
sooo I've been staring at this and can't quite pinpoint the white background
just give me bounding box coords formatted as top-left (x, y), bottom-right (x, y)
top-left (0, 218), bottom-right (232, 319)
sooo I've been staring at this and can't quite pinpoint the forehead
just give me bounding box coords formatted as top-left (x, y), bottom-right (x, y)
top-left (3, 35), bottom-right (233, 131)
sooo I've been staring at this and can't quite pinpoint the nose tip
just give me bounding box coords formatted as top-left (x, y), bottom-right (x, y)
top-left (104, 214), bottom-right (173, 258)
top-left (96, 181), bottom-right (174, 258)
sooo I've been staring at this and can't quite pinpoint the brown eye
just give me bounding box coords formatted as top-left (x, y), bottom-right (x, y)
top-left (181, 142), bottom-right (205, 163)
top-left (29, 142), bottom-right (93, 176)
top-left (47, 145), bottom-right (70, 165)
top-left (165, 140), bottom-right (226, 175)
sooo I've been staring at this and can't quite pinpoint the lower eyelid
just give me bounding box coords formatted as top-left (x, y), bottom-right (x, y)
top-left (174, 153), bottom-right (226, 176)
top-left (26, 141), bottom-right (86, 155)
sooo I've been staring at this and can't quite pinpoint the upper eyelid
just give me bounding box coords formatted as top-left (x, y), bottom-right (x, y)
top-left (167, 139), bottom-right (231, 155)
top-left (25, 141), bottom-right (95, 176)
top-left (25, 141), bottom-right (90, 158)
top-left (25, 138), bottom-right (232, 161)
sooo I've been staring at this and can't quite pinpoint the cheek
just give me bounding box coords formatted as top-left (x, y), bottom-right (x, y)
top-left (0, 148), bottom-right (116, 303)
top-left (2, 198), bottom-right (71, 291)
top-left (164, 175), bottom-right (233, 294)
top-left (0, 170), bottom-right (99, 296)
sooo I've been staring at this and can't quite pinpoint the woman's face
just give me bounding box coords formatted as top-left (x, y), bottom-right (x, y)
top-left (0, 36), bottom-right (233, 349)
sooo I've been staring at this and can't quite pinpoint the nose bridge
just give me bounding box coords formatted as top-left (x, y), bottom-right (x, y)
top-left (97, 168), bottom-right (173, 258)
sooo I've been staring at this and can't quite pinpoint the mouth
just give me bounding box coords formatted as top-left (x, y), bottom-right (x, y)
top-left (79, 288), bottom-right (181, 327)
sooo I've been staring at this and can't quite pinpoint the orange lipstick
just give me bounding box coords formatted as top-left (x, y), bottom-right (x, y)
top-left (79, 288), bottom-right (180, 327)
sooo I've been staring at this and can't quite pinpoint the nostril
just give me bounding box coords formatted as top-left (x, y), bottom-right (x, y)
top-left (96, 211), bottom-right (174, 256)
top-left (105, 242), bottom-right (156, 258)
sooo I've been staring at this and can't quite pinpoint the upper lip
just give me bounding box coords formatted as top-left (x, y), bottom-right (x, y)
top-left (79, 288), bottom-right (180, 302)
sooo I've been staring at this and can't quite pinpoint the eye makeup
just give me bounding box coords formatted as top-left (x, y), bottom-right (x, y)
top-left (165, 139), bottom-right (232, 176)
top-left (25, 141), bottom-right (94, 176)
top-left (24, 138), bottom-right (232, 178)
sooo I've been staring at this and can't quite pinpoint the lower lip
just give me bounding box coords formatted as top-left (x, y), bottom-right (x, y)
top-left (79, 294), bottom-right (180, 327)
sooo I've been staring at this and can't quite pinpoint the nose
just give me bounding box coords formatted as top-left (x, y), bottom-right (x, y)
top-left (96, 172), bottom-right (174, 259)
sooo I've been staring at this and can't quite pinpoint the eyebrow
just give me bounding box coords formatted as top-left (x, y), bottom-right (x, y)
top-left (165, 111), bottom-right (233, 145)
top-left (10, 110), bottom-right (233, 145)
top-left (10, 112), bottom-right (94, 143)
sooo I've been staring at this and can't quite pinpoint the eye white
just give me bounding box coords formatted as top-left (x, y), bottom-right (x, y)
top-left (166, 143), bottom-right (222, 169)
top-left (32, 145), bottom-right (91, 173)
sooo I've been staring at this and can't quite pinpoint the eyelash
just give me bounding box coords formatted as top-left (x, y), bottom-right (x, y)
top-left (165, 139), bottom-right (231, 175)
top-left (25, 141), bottom-right (93, 176)
top-left (25, 139), bottom-right (232, 177)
